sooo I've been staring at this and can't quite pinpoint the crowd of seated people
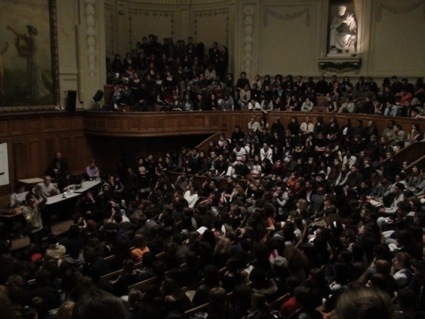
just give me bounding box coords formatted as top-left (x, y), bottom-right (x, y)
top-left (105, 35), bottom-right (425, 117)
top-left (1, 110), bottom-right (425, 318)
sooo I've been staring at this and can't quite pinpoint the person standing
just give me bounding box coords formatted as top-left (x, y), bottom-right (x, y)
top-left (22, 192), bottom-right (47, 251)
top-left (46, 152), bottom-right (70, 190)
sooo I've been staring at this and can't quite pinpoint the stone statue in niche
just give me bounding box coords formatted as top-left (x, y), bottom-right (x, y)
top-left (328, 3), bottom-right (357, 55)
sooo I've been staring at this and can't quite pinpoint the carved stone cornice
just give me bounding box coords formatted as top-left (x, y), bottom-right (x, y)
top-left (318, 56), bottom-right (362, 73)
top-left (376, 0), bottom-right (425, 22)
top-left (263, 7), bottom-right (310, 27)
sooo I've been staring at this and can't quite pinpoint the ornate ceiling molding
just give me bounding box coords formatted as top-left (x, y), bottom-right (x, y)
top-left (263, 7), bottom-right (310, 28)
top-left (376, 0), bottom-right (425, 22)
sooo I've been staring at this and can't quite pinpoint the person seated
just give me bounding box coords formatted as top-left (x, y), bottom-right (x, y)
top-left (291, 285), bottom-right (323, 319)
top-left (392, 252), bottom-right (413, 289)
top-left (131, 233), bottom-right (150, 262)
top-left (336, 285), bottom-right (395, 319)
top-left (246, 292), bottom-right (275, 319)
top-left (338, 96), bottom-right (356, 113)
top-left (247, 116), bottom-right (261, 132)
top-left (383, 100), bottom-right (400, 117)
top-left (85, 159), bottom-right (100, 181)
top-left (9, 182), bottom-right (28, 208)
top-left (300, 116), bottom-right (315, 135)
top-left (300, 98), bottom-right (314, 112)
top-left (72, 288), bottom-right (128, 319)
top-left (1, 182), bottom-right (28, 238)
top-left (44, 235), bottom-right (67, 261)
top-left (112, 259), bottom-right (143, 297)
top-left (237, 84), bottom-right (251, 110)
top-left (32, 176), bottom-right (59, 198)
top-left (247, 98), bottom-right (261, 111)
top-left (218, 93), bottom-right (234, 111)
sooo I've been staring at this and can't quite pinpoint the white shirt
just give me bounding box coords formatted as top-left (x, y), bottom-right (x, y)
top-left (260, 147), bottom-right (273, 163)
top-left (184, 190), bottom-right (199, 208)
top-left (33, 182), bottom-right (59, 197)
top-left (300, 121), bottom-right (314, 134)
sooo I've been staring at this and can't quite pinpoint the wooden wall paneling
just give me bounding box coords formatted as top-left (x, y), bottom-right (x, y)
top-left (159, 116), bottom-right (170, 132)
top-left (71, 115), bottom-right (84, 129)
top-left (110, 118), bottom-right (122, 131)
top-left (94, 117), bottom-right (105, 131)
top-left (13, 142), bottom-right (27, 181)
top-left (45, 138), bottom-right (58, 165)
top-left (127, 118), bottom-right (141, 132)
top-left (56, 116), bottom-right (69, 131)
top-left (82, 111), bottom-right (425, 141)
top-left (43, 117), bottom-right (56, 131)
top-left (28, 139), bottom-right (43, 177)
top-left (5, 142), bottom-right (15, 195)
top-left (140, 118), bottom-right (160, 132)
top-left (26, 118), bottom-right (42, 135)
top-left (189, 115), bottom-right (205, 130)
top-left (0, 120), bottom-right (8, 137)
top-left (73, 134), bottom-right (91, 175)
top-left (207, 114), bottom-right (226, 131)
top-left (58, 136), bottom-right (72, 171)
top-left (9, 118), bottom-right (25, 136)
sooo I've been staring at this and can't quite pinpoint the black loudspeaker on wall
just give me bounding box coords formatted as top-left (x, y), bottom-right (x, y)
top-left (93, 90), bottom-right (104, 102)
top-left (67, 90), bottom-right (77, 112)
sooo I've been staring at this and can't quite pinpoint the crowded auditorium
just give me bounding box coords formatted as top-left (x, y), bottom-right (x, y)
top-left (0, 1), bottom-right (424, 319)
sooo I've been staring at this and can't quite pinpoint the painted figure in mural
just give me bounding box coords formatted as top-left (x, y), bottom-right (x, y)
top-left (7, 24), bottom-right (50, 100)
top-left (328, 5), bottom-right (357, 55)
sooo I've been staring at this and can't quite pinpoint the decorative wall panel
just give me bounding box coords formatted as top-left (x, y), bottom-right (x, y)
top-left (369, 0), bottom-right (425, 75)
top-left (128, 8), bottom-right (175, 48)
top-left (259, 3), bottom-right (313, 75)
top-left (192, 8), bottom-right (229, 46)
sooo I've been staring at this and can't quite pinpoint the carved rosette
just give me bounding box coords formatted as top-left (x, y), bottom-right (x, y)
top-left (242, 5), bottom-right (254, 75)
top-left (85, 0), bottom-right (97, 78)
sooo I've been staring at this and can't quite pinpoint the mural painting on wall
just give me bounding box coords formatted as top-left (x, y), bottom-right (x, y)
top-left (327, 0), bottom-right (358, 56)
top-left (0, 0), bottom-right (58, 107)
